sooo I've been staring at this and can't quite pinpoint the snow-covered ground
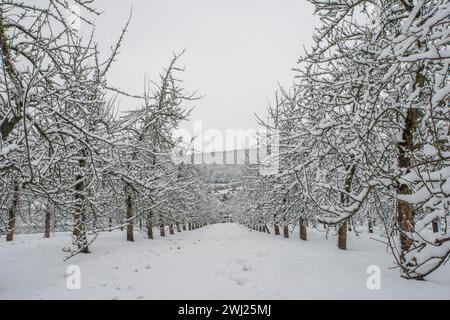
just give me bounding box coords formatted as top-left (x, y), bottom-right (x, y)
top-left (1, 223), bottom-right (449, 300)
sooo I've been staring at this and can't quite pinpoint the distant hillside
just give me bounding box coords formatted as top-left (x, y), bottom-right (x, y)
top-left (190, 148), bottom-right (259, 165)
top-left (195, 164), bottom-right (246, 184)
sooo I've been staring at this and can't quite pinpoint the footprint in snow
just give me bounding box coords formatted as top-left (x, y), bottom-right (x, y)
top-left (234, 277), bottom-right (248, 286)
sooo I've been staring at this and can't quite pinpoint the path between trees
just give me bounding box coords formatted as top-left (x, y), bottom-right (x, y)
top-left (1, 223), bottom-right (449, 299)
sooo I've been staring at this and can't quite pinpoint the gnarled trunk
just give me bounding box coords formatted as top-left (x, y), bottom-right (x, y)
top-left (397, 107), bottom-right (419, 254)
top-left (397, 63), bottom-right (423, 258)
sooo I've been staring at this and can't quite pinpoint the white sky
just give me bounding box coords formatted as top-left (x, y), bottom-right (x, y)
top-left (86, 0), bottom-right (317, 151)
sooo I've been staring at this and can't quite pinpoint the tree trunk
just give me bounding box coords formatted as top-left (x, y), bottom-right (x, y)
top-left (432, 220), bottom-right (439, 233)
top-left (338, 222), bottom-right (347, 250)
top-left (368, 218), bottom-right (374, 234)
top-left (283, 225), bottom-right (289, 238)
top-left (176, 222), bottom-right (181, 232)
top-left (169, 224), bottom-right (174, 235)
top-left (183, 224), bottom-right (187, 231)
top-left (147, 221), bottom-right (153, 239)
top-left (44, 203), bottom-right (52, 238)
top-left (0, 18), bottom-right (23, 141)
top-left (299, 219), bottom-right (307, 241)
top-left (397, 147), bottom-right (415, 252)
top-left (6, 182), bottom-right (19, 242)
top-left (160, 218), bottom-right (165, 237)
top-left (125, 193), bottom-right (134, 242)
top-left (274, 224), bottom-right (280, 235)
top-left (337, 164), bottom-right (356, 251)
top-left (74, 167), bottom-right (90, 253)
top-left (147, 210), bottom-right (153, 239)
top-left (397, 65), bottom-right (422, 256)
top-left (188, 223), bottom-right (192, 231)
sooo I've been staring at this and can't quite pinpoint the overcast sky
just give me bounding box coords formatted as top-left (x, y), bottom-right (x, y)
top-left (89, 0), bottom-right (317, 151)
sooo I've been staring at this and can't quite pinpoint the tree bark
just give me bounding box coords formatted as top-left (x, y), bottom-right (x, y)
top-left (397, 108), bottom-right (419, 253)
top-left (397, 65), bottom-right (423, 256)
top-left (160, 218), bottom-right (165, 237)
top-left (44, 203), bottom-right (52, 238)
top-left (169, 224), bottom-right (174, 235)
top-left (147, 222), bottom-right (153, 239)
top-left (176, 222), bottom-right (181, 232)
top-left (337, 164), bottom-right (356, 250)
top-left (432, 220), bottom-right (439, 233)
top-left (74, 165), bottom-right (90, 253)
top-left (0, 17), bottom-right (23, 141)
top-left (368, 218), bottom-right (374, 234)
top-left (6, 182), bottom-right (19, 242)
top-left (145, 209), bottom-right (153, 239)
top-left (338, 222), bottom-right (347, 250)
top-left (125, 192), bottom-right (134, 242)
top-left (283, 225), bottom-right (289, 238)
top-left (299, 219), bottom-right (307, 241)
top-left (274, 224), bottom-right (280, 235)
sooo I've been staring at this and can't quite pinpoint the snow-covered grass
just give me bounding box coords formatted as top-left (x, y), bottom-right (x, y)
top-left (1, 223), bottom-right (449, 300)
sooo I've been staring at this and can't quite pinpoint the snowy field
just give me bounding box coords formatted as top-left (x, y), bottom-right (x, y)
top-left (1, 223), bottom-right (449, 300)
